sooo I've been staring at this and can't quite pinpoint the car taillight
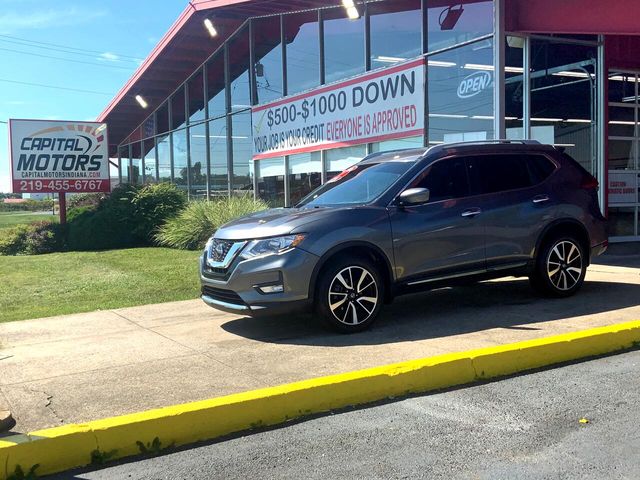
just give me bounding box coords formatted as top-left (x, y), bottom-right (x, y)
top-left (581, 176), bottom-right (599, 190)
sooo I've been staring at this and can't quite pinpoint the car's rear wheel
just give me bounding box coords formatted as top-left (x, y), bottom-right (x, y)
top-left (316, 256), bottom-right (384, 333)
top-left (530, 235), bottom-right (586, 297)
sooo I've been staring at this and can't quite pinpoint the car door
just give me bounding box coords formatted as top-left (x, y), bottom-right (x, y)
top-left (466, 153), bottom-right (557, 269)
top-left (388, 156), bottom-right (486, 284)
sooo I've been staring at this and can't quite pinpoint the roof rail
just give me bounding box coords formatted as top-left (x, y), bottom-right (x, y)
top-left (430, 139), bottom-right (541, 149)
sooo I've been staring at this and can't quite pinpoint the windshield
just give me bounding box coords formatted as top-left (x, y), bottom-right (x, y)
top-left (297, 161), bottom-right (414, 207)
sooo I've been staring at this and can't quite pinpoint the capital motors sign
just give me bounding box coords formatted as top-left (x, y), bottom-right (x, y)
top-left (9, 119), bottom-right (111, 193)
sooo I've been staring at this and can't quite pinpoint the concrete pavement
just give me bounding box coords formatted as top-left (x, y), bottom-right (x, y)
top-left (54, 349), bottom-right (640, 480)
top-left (1, 258), bottom-right (639, 434)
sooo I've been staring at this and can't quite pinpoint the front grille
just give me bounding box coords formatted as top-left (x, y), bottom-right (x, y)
top-left (202, 285), bottom-right (244, 305)
top-left (209, 238), bottom-right (234, 263)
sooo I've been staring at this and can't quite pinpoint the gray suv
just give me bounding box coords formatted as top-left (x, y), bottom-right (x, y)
top-left (200, 140), bottom-right (608, 333)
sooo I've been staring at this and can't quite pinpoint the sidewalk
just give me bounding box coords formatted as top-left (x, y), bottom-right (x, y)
top-left (1, 260), bottom-right (639, 433)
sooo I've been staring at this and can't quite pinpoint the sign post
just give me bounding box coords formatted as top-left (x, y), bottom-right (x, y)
top-left (8, 119), bottom-right (111, 224)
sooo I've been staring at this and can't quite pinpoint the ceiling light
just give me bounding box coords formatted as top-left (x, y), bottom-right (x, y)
top-left (505, 66), bottom-right (524, 73)
top-left (427, 60), bottom-right (457, 67)
top-left (429, 113), bottom-right (468, 118)
top-left (346, 6), bottom-right (360, 19)
top-left (566, 118), bottom-right (591, 123)
top-left (471, 115), bottom-right (494, 120)
top-left (609, 120), bottom-right (635, 125)
top-left (342, 0), bottom-right (355, 7)
top-left (552, 71), bottom-right (591, 78)
top-left (463, 63), bottom-right (494, 71)
top-left (553, 143), bottom-right (575, 147)
top-left (374, 56), bottom-right (406, 64)
top-left (135, 95), bottom-right (148, 109)
top-left (531, 117), bottom-right (563, 122)
top-left (204, 18), bottom-right (218, 37)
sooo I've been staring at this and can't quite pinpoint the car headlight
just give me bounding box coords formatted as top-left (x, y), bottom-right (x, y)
top-left (240, 234), bottom-right (305, 259)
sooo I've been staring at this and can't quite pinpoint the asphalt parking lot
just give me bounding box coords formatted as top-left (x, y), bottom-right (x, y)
top-left (1, 254), bottom-right (639, 433)
top-left (49, 348), bottom-right (640, 479)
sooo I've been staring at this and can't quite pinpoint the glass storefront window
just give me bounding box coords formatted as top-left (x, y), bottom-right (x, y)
top-left (530, 39), bottom-right (598, 174)
top-left (369, 0), bottom-right (422, 69)
top-left (188, 68), bottom-right (206, 124)
top-left (427, 0), bottom-right (493, 53)
top-left (609, 72), bottom-right (637, 104)
top-left (505, 36), bottom-right (524, 136)
top-left (326, 145), bottom-right (367, 179)
top-left (253, 16), bottom-right (284, 104)
top-left (142, 115), bottom-right (155, 140)
top-left (289, 152), bottom-right (322, 205)
top-left (228, 27), bottom-right (252, 112)
top-left (609, 106), bottom-right (636, 138)
top-left (231, 111), bottom-right (253, 194)
top-left (609, 207), bottom-right (637, 237)
top-left (172, 129), bottom-right (188, 191)
top-left (206, 52), bottom-right (226, 119)
top-left (609, 139), bottom-right (637, 170)
top-left (130, 142), bottom-right (142, 185)
top-left (208, 117), bottom-right (228, 196)
top-left (156, 102), bottom-right (169, 135)
top-left (284, 11), bottom-right (320, 94)
top-left (171, 86), bottom-right (186, 130)
top-left (189, 122), bottom-right (207, 198)
top-left (143, 138), bottom-right (157, 183)
top-left (371, 136), bottom-right (424, 152)
top-left (257, 157), bottom-right (285, 207)
top-left (157, 133), bottom-right (172, 182)
top-left (323, 7), bottom-right (365, 84)
top-left (427, 38), bottom-right (494, 144)
top-left (119, 145), bottom-right (130, 184)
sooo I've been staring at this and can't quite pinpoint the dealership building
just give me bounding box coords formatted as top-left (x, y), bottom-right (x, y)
top-left (98, 0), bottom-right (640, 242)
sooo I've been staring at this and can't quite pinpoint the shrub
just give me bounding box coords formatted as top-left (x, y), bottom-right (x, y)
top-left (66, 183), bottom-right (186, 251)
top-left (0, 224), bottom-right (30, 255)
top-left (67, 193), bottom-right (104, 209)
top-left (23, 221), bottom-right (66, 255)
top-left (156, 195), bottom-right (268, 250)
top-left (0, 221), bottom-right (64, 256)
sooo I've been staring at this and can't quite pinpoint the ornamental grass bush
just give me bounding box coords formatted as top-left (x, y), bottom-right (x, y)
top-left (155, 195), bottom-right (268, 250)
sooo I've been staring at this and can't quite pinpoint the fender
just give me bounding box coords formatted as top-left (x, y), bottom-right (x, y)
top-left (533, 218), bottom-right (591, 264)
top-left (307, 240), bottom-right (395, 304)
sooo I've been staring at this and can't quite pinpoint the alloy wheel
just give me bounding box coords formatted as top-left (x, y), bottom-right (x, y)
top-left (328, 266), bottom-right (379, 325)
top-left (546, 240), bottom-right (583, 291)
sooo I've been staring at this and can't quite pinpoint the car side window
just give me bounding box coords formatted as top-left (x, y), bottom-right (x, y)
top-left (412, 157), bottom-right (469, 202)
top-left (472, 154), bottom-right (533, 194)
top-left (525, 154), bottom-right (557, 184)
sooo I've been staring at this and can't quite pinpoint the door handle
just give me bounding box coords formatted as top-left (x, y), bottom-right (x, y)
top-left (461, 208), bottom-right (482, 218)
top-left (532, 195), bottom-right (550, 204)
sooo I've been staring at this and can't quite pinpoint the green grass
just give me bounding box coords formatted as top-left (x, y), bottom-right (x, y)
top-left (0, 248), bottom-right (202, 323)
top-left (0, 211), bottom-right (58, 229)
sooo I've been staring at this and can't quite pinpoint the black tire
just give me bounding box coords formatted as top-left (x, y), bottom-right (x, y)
top-left (315, 255), bottom-right (384, 333)
top-left (530, 235), bottom-right (587, 298)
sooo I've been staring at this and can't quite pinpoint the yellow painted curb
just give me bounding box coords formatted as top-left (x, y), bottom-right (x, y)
top-left (2, 320), bottom-right (639, 479)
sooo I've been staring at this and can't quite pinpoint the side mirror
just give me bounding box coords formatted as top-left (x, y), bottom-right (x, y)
top-left (398, 188), bottom-right (430, 207)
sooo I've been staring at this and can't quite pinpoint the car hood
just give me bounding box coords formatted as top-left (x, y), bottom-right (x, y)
top-left (213, 207), bottom-right (340, 240)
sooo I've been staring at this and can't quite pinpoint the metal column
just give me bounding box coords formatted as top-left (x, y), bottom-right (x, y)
top-left (493, 0), bottom-right (506, 139)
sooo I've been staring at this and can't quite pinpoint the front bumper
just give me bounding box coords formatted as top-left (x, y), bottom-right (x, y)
top-left (200, 246), bottom-right (319, 316)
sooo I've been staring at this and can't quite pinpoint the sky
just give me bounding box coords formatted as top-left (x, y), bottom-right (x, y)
top-left (0, 0), bottom-right (186, 192)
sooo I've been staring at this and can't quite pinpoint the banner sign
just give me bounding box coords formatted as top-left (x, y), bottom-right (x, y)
top-left (9, 119), bottom-right (110, 193)
top-left (252, 58), bottom-right (425, 160)
top-left (608, 171), bottom-right (638, 205)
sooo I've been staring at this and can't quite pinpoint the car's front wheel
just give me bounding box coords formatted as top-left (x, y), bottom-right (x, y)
top-left (530, 235), bottom-right (586, 297)
top-left (316, 256), bottom-right (384, 333)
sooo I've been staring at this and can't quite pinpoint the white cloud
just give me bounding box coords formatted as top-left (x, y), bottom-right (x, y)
top-left (0, 7), bottom-right (107, 33)
top-left (99, 52), bottom-right (119, 62)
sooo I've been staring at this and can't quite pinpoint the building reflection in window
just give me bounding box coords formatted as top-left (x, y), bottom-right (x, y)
top-left (326, 145), bottom-right (367, 180)
top-left (289, 152), bottom-right (322, 205)
top-left (257, 157), bottom-right (285, 207)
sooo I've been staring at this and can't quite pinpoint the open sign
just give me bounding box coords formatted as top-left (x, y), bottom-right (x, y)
top-left (457, 71), bottom-right (492, 99)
